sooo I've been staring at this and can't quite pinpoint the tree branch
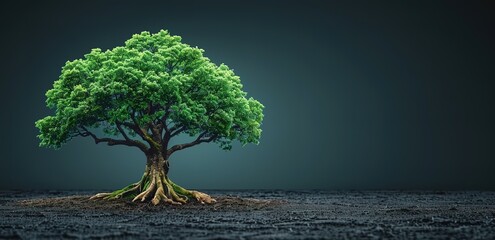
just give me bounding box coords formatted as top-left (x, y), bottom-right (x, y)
top-left (168, 123), bottom-right (183, 133)
top-left (170, 126), bottom-right (186, 137)
top-left (115, 121), bottom-right (131, 141)
top-left (130, 110), bottom-right (158, 147)
top-left (160, 104), bottom-right (172, 137)
top-left (130, 110), bottom-right (145, 137)
top-left (79, 126), bottom-right (148, 152)
top-left (120, 121), bottom-right (138, 132)
top-left (115, 121), bottom-right (149, 152)
top-left (167, 131), bottom-right (217, 156)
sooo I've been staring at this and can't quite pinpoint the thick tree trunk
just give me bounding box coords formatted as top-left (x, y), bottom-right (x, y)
top-left (90, 153), bottom-right (216, 205)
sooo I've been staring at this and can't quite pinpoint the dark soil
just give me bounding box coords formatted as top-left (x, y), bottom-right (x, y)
top-left (1, 190), bottom-right (494, 239)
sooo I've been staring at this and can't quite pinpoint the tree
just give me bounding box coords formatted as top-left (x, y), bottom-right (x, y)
top-left (35, 30), bottom-right (264, 205)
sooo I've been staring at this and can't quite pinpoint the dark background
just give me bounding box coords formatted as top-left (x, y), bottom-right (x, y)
top-left (1, 0), bottom-right (494, 190)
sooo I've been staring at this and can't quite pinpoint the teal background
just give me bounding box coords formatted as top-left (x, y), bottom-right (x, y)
top-left (1, 0), bottom-right (494, 190)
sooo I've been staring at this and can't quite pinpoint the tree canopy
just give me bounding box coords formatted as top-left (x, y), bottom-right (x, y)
top-left (36, 30), bottom-right (264, 155)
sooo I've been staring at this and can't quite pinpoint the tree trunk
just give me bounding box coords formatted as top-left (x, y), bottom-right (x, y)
top-left (90, 152), bottom-right (216, 205)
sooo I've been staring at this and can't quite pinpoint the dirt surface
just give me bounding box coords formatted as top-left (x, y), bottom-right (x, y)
top-left (1, 190), bottom-right (494, 239)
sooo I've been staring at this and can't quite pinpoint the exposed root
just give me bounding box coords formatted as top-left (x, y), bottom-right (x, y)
top-left (163, 177), bottom-right (187, 204)
top-left (89, 193), bottom-right (112, 200)
top-left (151, 174), bottom-right (182, 205)
top-left (90, 183), bottom-right (140, 200)
top-left (90, 169), bottom-right (216, 205)
top-left (190, 190), bottom-right (217, 204)
top-left (133, 173), bottom-right (157, 202)
top-left (168, 178), bottom-right (216, 204)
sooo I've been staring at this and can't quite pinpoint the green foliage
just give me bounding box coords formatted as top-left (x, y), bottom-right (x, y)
top-left (36, 30), bottom-right (264, 151)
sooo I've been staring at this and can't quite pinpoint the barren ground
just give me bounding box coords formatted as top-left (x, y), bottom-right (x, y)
top-left (1, 190), bottom-right (494, 239)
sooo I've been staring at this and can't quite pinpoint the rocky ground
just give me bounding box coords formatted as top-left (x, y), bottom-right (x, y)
top-left (0, 190), bottom-right (494, 239)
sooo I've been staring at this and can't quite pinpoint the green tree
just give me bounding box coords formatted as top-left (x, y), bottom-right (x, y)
top-left (35, 30), bottom-right (264, 205)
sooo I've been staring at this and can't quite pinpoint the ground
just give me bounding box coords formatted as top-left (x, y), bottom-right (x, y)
top-left (0, 190), bottom-right (494, 239)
